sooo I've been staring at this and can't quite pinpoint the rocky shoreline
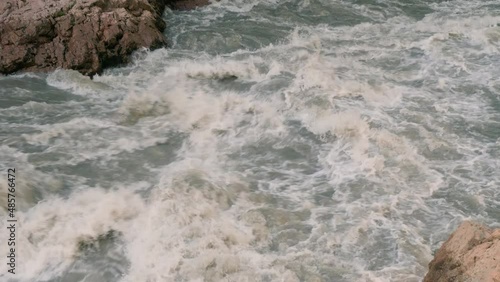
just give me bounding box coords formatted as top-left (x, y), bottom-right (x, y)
top-left (425, 221), bottom-right (500, 282)
top-left (0, 0), bottom-right (208, 77)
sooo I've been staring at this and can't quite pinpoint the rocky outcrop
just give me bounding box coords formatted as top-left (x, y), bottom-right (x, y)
top-left (424, 221), bottom-right (500, 282)
top-left (0, 0), bottom-right (208, 76)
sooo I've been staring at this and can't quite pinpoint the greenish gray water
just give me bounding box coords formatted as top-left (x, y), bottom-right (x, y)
top-left (1, 0), bottom-right (499, 281)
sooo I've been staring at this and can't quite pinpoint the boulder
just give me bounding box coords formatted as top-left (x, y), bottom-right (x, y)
top-left (424, 221), bottom-right (500, 282)
top-left (0, 0), bottom-right (209, 77)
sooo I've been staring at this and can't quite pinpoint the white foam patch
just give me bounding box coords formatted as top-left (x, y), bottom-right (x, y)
top-left (121, 168), bottom-right (268, 282)
top-left (22, 117), bottom-right (169, 166)
top-left (46, 69), bottom-right (115, 98)
top-left (0, 146), bottom-right (64, 213)
top-left (8, 72), bottom-right (45, 79)
top-left (117, 56), bottom-right (289, 160)
top-left (414, 15), bottom-right (500, 53)
top-left (0, 187), bottom-right (145, 280)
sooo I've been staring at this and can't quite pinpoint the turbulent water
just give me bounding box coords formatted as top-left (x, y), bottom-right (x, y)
top-left (1, 0), bottom-right (500, 281)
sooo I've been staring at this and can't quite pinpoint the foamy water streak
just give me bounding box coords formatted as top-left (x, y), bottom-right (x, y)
top-left (1, 0), bottom-right (500, 281)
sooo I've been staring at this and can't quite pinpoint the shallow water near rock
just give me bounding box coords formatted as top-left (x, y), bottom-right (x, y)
top-left (1, 0), bottom-right (499, 281)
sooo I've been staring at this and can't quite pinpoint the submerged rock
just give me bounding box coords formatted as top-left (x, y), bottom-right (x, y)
top-left (0, 0), bottom-right (208, 76)
top-left (165, 0), bottom-right (210, 10)
top-left (424, 221), bottom-right (500, 282)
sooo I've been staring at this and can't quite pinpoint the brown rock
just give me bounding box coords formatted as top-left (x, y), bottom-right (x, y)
top-left (0, 0), bottom-right (209, 77)
top-left (424, 221), bottom-right (500, 282)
